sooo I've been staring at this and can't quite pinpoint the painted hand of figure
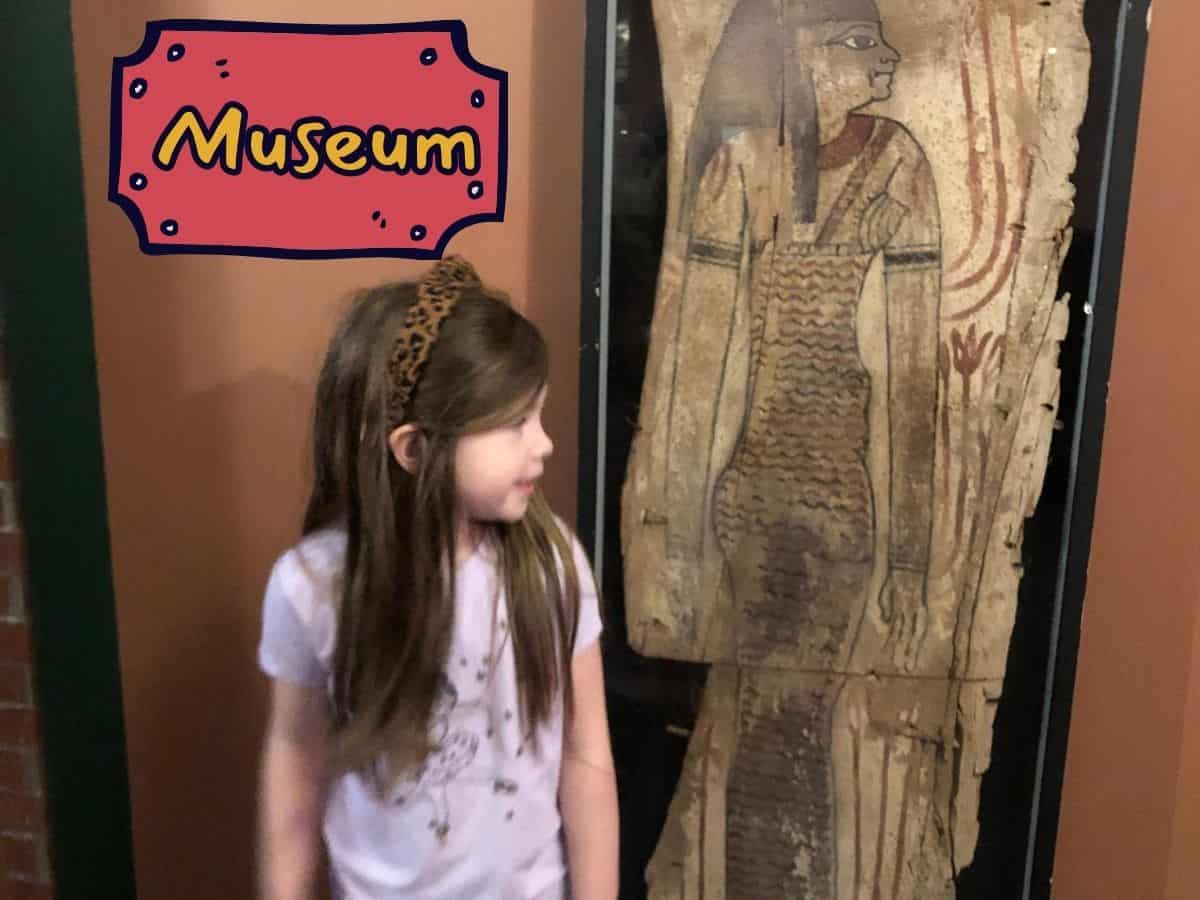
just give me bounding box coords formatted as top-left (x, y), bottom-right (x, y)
top-left (877, 568), bottom-right (929, 672)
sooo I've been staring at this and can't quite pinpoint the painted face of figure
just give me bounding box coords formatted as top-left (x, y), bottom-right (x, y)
top-left (453, 386), bottom-right (553, 530)
top-left (801, 20), bottom-right (901, 112)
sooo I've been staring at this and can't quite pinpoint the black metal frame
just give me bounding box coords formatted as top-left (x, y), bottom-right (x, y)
top-left (577, 0), bottom-right (612, 561)
top-left (1024, 1), bottom-right (1151, 894)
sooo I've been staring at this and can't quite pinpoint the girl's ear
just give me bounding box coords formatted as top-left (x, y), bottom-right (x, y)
top-left (388, 424), bottom-right (424, 474)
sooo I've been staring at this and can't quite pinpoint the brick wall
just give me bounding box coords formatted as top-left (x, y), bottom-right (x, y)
top-left (0, 364), bottom-right (54, 896)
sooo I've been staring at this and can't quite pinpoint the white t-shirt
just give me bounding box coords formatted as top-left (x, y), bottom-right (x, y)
top-left (258, 526), bottom-right (603, 900)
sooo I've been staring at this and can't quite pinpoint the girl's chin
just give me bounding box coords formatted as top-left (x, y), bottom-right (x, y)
top-left (474, 498), bottom-right (534, 526)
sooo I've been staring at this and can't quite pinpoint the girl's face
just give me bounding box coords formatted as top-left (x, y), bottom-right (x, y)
top-left (453, 385), bottom-right (554, 532)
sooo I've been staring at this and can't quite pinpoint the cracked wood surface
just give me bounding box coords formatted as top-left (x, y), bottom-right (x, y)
top-left (619, 1), bottom-right (1089, 896)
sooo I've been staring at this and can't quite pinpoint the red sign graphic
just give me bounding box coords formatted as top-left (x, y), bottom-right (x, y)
top-left (110, 20), bottom-right (507, 259)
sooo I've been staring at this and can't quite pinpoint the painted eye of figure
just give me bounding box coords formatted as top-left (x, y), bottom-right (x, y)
top-left (829, 33), bottom-right (878, 50)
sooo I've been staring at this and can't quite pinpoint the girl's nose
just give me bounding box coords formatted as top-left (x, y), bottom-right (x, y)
top-left (881, 41), bottom-right (900, 64)
top-left (534, 422), bottom-right (554, 459)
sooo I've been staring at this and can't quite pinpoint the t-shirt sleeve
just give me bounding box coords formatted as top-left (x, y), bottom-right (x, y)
top-left (570, 535), bottom-right (604, 656)
top-left (258, 552), bottom-right (327, 688)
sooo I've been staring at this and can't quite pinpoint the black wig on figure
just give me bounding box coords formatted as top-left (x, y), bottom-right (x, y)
top-left (681, 0), bottom-right (882, 228)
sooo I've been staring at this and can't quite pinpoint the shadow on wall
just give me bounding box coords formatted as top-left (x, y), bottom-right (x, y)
top-left (87, 180), bottom-right (320, 898)
top-left (118, 361), bottom-right (312, 894)
top-left (524, 0), bottom-right (586, 521)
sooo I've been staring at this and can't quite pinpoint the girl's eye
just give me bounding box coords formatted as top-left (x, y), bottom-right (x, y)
top-left (835, 34), bottom-right (877, 50)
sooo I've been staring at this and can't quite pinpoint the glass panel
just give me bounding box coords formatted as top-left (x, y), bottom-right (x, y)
top-left (599, 1), bottom-right (1121, 896)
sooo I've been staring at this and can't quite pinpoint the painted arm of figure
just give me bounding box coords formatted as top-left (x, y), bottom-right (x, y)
top-left (878, 145), bottom-right (941, 672)
top-left (559, 642), bottom-right (619, 900)
top-left (257, 679), bottom-right (331, 900)
top-left (660, 143), bottom-right (752, 619)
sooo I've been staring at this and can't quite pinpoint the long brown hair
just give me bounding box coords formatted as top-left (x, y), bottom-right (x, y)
top-left (303, 278), bottom-right (581, 780)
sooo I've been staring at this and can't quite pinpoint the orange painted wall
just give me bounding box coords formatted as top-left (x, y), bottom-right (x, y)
top-left (1053, 4), bottom-right (1200, 898)
top-left (68, 1), bottom-right (584, 896)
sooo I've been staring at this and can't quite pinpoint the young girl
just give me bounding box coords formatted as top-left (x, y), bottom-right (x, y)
top-left (256, 257), bottom-right (619, 900)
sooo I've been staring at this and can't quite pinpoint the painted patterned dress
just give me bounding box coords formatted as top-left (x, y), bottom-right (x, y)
top-left (660, 113), bottom-right (941, 897)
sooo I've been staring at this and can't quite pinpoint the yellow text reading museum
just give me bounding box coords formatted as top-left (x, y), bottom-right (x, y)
top-left (153, 101), bottom-right (480, 177)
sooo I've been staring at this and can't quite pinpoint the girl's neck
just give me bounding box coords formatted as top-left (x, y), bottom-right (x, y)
top-left (455, 517), bottom-right (485, 562)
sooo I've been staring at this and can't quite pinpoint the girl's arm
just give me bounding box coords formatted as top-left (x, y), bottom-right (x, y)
top-left (258, 678), bottom-right (332, 900)
top-left (559, 641), bottom-right (619, 900)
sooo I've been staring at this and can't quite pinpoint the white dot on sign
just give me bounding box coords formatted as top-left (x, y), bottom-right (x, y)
top-left (1047, 47), bottom-right (1057, 55)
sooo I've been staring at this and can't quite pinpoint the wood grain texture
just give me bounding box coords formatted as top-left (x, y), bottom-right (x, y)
top-left (619, 0), bottom-right (1088, 895)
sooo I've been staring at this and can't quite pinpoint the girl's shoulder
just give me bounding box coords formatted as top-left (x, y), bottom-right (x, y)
top-left (546, 515), bottom-right (604, 652)
top-left (546, 513), bottom-right (587, 565)
top-left (267, 527), bottom-right (347, 611)
top-left (484, 512), bottom-right (593, 589)
top-left (259, 529), bottom-right (346, 683)
top-left (546, 515), bottom-right (598, 598)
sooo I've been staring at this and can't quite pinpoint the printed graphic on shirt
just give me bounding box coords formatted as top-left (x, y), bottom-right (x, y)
top-left (378, 648), bottom-right (530, 844)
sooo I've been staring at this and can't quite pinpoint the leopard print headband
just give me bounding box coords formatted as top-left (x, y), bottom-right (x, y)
top-left (386, 255), bottom-right (481, 427)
